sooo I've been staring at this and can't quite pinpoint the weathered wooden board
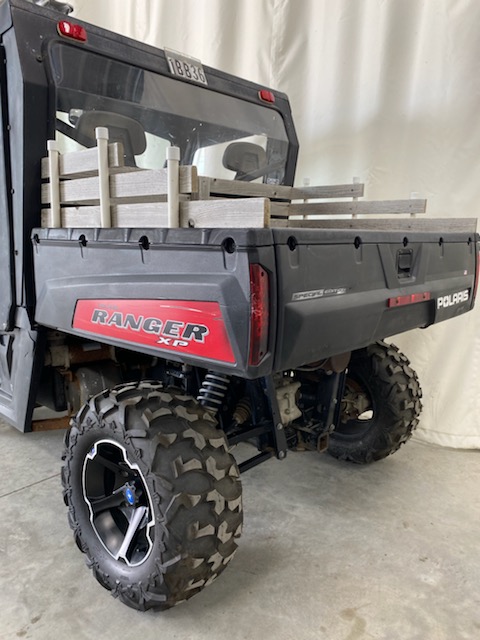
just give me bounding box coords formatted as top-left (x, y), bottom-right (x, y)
top-left (41, 197), bottom-right (269, 229)
top-left (41, 143), bottom-right (125, 179)
top-left (41, 165), bottom-right (199, 205)
top-left (291, 183), bottom-right (365, 200)
top-left (31, 416), bottom-right (71, 432)
top-left (180, 198), bottom-right (269, 228)
top-left (271, 217), bottom-right (477, 234)
top-left (270, 199), bottom-right (427, 218)
top-left (202, 177), bottom-right (364, 201)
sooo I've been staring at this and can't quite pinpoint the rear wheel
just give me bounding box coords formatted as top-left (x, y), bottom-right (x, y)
top-left (62, 381), bottom-right (242, 611)
top-left (328, 341), bottom-right (422, 463)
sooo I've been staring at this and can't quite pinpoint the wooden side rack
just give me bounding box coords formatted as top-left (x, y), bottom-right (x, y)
top-left (41, 127), bottom-right (429, 231)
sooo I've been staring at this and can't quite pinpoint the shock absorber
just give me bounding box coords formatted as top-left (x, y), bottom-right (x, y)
top-left (197, 372), bottom-right (230, 414)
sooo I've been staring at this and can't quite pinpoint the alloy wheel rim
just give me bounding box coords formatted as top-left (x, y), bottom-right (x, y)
top-left (82, 439), bottom-right (154, 567)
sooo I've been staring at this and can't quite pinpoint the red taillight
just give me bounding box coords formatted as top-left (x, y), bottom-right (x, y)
top-left (473, 250), bottom-right (480, 304)
top-left (259, 89), bottom-right (275, 103)
top-left (57, 20), bottom-right (87, 42)
top-left (249, 264), bottom-right (269, 366)
top-left (388, 292), bottom-right (431, 308)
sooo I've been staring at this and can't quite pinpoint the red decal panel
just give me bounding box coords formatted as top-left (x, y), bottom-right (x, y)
top-left (73, 299), bottom-right (236, 364)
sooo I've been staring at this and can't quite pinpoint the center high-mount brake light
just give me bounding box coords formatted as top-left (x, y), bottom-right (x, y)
top-left (57, 20), bottom-right (87, 42)
top-left (249, 265), bottom-right (269, 366)
top-left (388, 292), bottom-right (431, 308)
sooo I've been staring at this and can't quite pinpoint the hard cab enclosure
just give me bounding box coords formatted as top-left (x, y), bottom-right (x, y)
top-left (0, 0), bottom-right (477, 432)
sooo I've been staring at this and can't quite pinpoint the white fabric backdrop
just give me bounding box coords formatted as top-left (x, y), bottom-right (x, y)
top-left (71, 0), bottom-right (480, 448)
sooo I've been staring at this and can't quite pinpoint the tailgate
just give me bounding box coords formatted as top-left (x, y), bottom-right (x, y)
top-left (272, 226), bottom-right (478, 371)
top-left (32, 227), bottom-right (277, 379)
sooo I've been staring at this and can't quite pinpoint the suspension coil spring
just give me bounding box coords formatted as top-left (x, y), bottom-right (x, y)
top-left (197, 372), bottom-right (230, 413)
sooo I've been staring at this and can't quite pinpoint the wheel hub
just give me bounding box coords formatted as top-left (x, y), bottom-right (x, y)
top-left (341, 379), bottom-right (372, 422)
top-left (124, 484), bottom-right (136, 506)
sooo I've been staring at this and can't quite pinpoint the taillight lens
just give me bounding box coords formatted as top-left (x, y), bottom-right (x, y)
top-left (258, 89), bottom-right (275, 103)
top-left (57, 20), bottom-right (87, 42)
top-left (249, 264), bottom-right (269, 366)
top-left (473, 250), bottom-right (480, 304)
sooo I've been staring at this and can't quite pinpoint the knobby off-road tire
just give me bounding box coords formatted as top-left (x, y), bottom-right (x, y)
top-left (62, 381), bottom-right (242, 611)
top-left (328, 341), bottom-right (422, 464)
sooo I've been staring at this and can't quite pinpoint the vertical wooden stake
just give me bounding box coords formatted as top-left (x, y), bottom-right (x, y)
top-left (352, 176), bottom-right (359, 219)
top-left (96, 126), bottom-right (111, 228)
top-left (302, 177), bottom-right (310, 220)
top-left (167, 146), bottom-right (180, 228)
top-left (410, 191), bottom-right (419, 218)
top-left (47, 140), bottom-right (61, 228)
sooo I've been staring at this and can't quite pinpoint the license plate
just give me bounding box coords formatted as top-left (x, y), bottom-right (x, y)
top-left (165, 49), bottom-right (208, 85)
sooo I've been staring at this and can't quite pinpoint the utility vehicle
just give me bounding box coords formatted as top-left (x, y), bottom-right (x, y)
top-left (0, 0), bottom-right (477, 610)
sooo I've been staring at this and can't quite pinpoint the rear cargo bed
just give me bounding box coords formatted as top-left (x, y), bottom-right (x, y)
top-left (32, 224), bottom-right (478, 378)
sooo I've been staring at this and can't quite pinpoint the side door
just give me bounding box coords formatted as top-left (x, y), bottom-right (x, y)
top-left (0, 43), bottom-right (15, 331)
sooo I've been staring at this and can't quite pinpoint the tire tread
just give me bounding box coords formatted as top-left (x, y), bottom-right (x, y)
top-left (62, 381), bottom-right (242, 611)
top-left (328, 341), bottom-right (422, 464)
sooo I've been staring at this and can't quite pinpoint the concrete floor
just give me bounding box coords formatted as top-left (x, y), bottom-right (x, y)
top-left (1, 421), bottom-right (479, 640)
